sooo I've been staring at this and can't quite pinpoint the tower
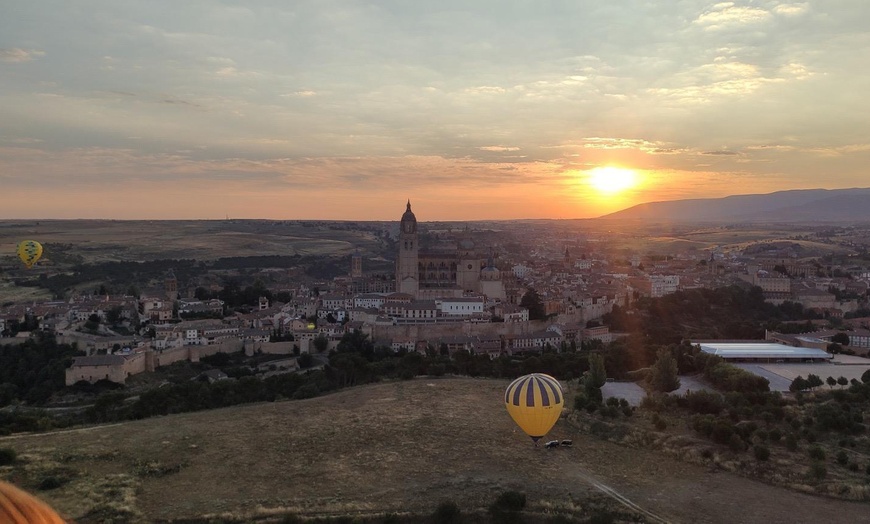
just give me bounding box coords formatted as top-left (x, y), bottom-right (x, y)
top-left (350, 250), bottom-right (363, 278)
top-left (164, 270), bottom-right (178, 301)
top-left (396, 201), bottom-right (419, 296)
top-left (456, 227), bottom-right (481, 292)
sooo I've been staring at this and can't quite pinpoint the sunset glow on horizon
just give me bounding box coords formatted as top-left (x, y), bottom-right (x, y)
top-left (587, 167), bottom-right (641, 195)
top-left (1, 2), bottom-right (869, 220)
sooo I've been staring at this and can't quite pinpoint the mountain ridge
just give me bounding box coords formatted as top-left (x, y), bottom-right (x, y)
top-left (600, 187), bottom-right (870, 222)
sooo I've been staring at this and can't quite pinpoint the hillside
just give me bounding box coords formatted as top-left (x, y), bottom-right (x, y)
top-left (602, 188), bottom-right (870, 223)
top-left (1, 378), bottom-right (867, 523)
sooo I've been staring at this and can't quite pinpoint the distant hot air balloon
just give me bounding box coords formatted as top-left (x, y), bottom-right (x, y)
top-left (504, 373), bottom-right (564, 444)
top-left (17, 240), bottom-right (43, 269)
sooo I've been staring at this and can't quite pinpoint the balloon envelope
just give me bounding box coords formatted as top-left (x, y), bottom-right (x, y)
top-left (504, 373), bottom-right (564, 442)
top-left (17, 240), bottom-right (43, 269)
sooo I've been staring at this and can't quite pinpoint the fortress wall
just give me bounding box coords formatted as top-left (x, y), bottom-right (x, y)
top-left (154, 346), bottom-right (190, 367)
top-left (245, 340), bottom-right (295, 355)
top-left (123, 352), bottom-right (147, 376)
top-left (371, 319), bottom-right (550, 342)
top-left (65, 363), bottom-right (127, 385)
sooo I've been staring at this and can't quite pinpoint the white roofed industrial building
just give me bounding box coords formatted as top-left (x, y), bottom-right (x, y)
top-left (696, 342), bottom-right (832, 363)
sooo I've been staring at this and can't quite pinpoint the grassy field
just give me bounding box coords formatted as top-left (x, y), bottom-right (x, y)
top-left (2, 378), bottom-right (869, 523)
top-left (0, 220), bottom-right (387, 264)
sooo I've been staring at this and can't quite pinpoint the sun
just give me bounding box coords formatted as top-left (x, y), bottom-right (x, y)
top-left (587, 166), bottom-right (638, 194)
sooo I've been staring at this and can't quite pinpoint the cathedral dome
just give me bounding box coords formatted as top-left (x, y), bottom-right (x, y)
top-left (401, 201), bottom-right (417, 234)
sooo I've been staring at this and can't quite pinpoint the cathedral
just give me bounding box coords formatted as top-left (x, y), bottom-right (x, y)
top-left (396, 201), bottom-right (505, 300)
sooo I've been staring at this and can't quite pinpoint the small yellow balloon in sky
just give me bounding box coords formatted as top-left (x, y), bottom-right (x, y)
top-left (17, 240), bottom-right (43, 269)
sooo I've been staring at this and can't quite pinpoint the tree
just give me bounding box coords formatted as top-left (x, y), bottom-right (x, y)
top-left (587, 353), bottom-right (606, 389)
top-left (837, 376), bottom-right (848, 386)
top-left (585, 353), bottom-right (606, 404)
top-left (806, 374), bottom-right (823, 390)
top-left (789, 376), bottom-right (808, 392)
top-left (313, 335), bottom-right (329, 353)
top-left (827, 342), bottom-right (842, 354)
top-left (826, 376), bottom-right (837, 389)
top-left (648, 349), bottom-right (681, 393)
top-left (105, 306), bottom-right (123, 326)
top-left (862, 369), bottom-right (870, 384)
top-left (832, 332), bottom-right (850, 345)
top-left (298, 353), bottom-right (314, 368)
top-left (84, 313), bottom-right (100, 331)
top-left (520, 288), bottom-right (545, 320)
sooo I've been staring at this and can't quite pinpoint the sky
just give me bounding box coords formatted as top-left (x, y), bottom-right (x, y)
top-left (1, 1), bottom-right (869, 220)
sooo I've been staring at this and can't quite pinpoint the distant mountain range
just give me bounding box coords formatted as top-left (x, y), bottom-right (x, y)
top-left (600, 188), bottom-right (870, 223)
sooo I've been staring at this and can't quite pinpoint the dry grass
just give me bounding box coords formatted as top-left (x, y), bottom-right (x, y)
top-left (0, 220), bottom-right (379, 264)
top-left (2, 378), bottom-right (869, 523)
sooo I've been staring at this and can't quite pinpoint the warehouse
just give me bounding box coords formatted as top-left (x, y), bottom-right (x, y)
top-left (697, 342), bottom-right (832, 363)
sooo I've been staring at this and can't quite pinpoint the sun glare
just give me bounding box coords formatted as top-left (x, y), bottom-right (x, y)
top-left (587, 166), bottom-right (638, 194)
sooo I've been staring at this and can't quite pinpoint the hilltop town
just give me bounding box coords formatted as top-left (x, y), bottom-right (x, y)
top-left (6, 207), bottom-right (870, 521)
top-left (2, 204), bottom-right (870, 390)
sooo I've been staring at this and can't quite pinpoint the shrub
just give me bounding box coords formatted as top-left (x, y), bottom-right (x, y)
top-left (588, 511), bottom-right (617, 524)
top-left (37, 476), bottom-right (65, 491)
top-left (808, 445), bottom-right (825, 461)
top-left (489, 491), bottom-right (526, 524)
top-left (836, 450), bottom-right (848, 465)
top-left (684, 390), bottom-right (725, 415)
top-left (849, 462), bottom-right (860, 472)
top-left (601, 406), bottom-right (620, 418)
top-left (768, 428), bottom-right (782, 442)
top-left (574, 392), bottom-right (589, 412)
top-left (492, 491), bottom-right (526, 512)
top-left (728, 434), bottom-right (746, 453)
top-left (754, 445), bottom-right (770, 461)
top-left (711, 419), bottom-right (734, 445)
top-left (785, 434), bottom-right (799, 452)
top-left (0, 447), bottom-right (16, 466)
top-left (652, 414), bottom-right (667, 431)
top-left (809, 462), bottom-right (827, 481)
top-left (433, 500), bottom-right (462, 524)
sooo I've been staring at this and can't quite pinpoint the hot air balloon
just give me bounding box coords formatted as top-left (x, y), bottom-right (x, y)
top-left (504, 373), bottom-right (564, 444)
top-left (16, 240), bottom-right (43, 269)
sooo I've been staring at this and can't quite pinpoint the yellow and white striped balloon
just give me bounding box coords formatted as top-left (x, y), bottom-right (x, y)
top-left (504, 373), bottom-right (564, 443)
top-left (17, 240), bottom-right (43, 269)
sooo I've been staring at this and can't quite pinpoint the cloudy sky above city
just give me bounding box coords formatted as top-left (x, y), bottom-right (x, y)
top-left (1, 1), bottom-right (868, 220)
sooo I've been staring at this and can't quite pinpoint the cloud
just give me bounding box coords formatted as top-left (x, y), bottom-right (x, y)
top-left (158, 97), bottom-right (203, 108)
top-left (694, 4), bottom-right (771, 30)
top-left (773, 3), bottom-right (809, 16)
top-left (479, 146), bottom-right (520, 152)
top-left (0, 48), bottom-right (45, 63)
top-left (701, 150), bottom-right (739, 156)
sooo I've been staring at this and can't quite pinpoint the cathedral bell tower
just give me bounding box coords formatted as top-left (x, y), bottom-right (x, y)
top-left (396, 201), bottom-right (419, 297)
